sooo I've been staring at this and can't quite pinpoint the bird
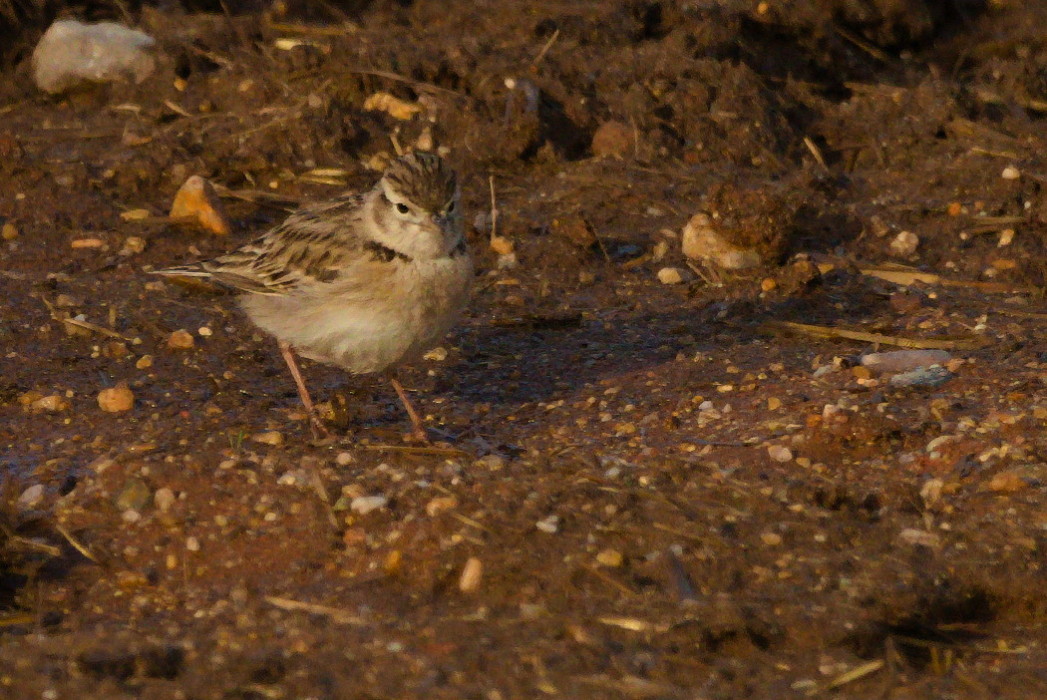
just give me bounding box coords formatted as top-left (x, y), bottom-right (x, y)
top-left (152, 151), bottom-right (473, 442)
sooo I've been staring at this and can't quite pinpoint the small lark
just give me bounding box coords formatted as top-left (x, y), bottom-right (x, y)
top-left (153, 151), bottom-right (473, 441)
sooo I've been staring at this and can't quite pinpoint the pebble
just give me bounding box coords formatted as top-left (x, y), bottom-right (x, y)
top-left (657, 267), bottom-right (688, 285)
top-left (681, 213), bottom-right (761, 269)
top-left (767, 397), bottom-right (781, 410)
top-left (423, 346), bottom-right (448, 361)
top-left (362, 91), bottom-right (422, 120)
top-left (350, 495), bottom-right (388, 515)
top-left (889, 230), bottom-right (919, 256)
top-left (197, 326), bottom-right (213, 337)
top-left (458, 557), bottom-right (483, 593)
top-left (595, 548), bottom-right (623, 567)
top-left (17, 484), bottom-right (44, 509)
top-left (167, 329), bottom-right (195, 350)
top-left (550, 215), bottom-right (596, 247)
top-left (153, 487), bottom-right (176, 512)
top-left (474, 454), bottom-right (506, 471)
top-left (767, 445), bottom-right (793, 462)
top-left (897, 529), bottom-right (940, 547)
top-left (536, 515), bottom-right (559, 534)
top-left (861, 349), bottom-right (951, 375)
top-left (888, 365), bottom-right (953, 388)
top-left (987, 470), bottom-right (1027, 493)
top-left (115, 478), bottom-right (151, 512)
top-left (119, 236), bottom-right (146, 256)
top-left (97, 384), bottom-right (134, 412)
top-left (760, 532), bottom-right (783, 546)
top-left (31, 19), bottom-right (157, 94)
top-left (30, 394), bottom-right (70, 413)
top-left (251, 431), bottom-right (284, 446)
top-left (170, 176), bottom-right (232, 236)
top-left (760, 277), bottom-right (777, 292)
top-left (335, 451), bottom-right (355, 466)
top-left (136, 355), bottom-right (154, 369)
top-left (591, 120), bottom-right (633, 158)
top-left (186, 536), bottom-right (200, 552)
top-left (1001, 165), bottom-right (1021, 180)
top-left (425, 495), bottom-right (458, 517)
top-left (489, 235), bottom-right (514, 255)
top-left (1, 222), bottom-right (17, 240)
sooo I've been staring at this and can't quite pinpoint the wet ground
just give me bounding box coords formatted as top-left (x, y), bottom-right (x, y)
top-left (0, 1), bottom-right (1045, 697)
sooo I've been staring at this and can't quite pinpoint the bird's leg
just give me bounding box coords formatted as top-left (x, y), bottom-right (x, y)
top-left (386, 371), bottom-right (429, 444)
top-left (278, 341), bottom-right (329, 439)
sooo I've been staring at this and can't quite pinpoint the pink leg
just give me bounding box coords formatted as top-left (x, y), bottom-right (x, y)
top-left (279, 341), bottom-right (329, 439)
top-left (387, 371), bottom-right (429, 444)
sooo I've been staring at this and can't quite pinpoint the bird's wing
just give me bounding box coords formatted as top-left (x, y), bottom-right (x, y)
top-left (154, 194), bottom-right (367, 296)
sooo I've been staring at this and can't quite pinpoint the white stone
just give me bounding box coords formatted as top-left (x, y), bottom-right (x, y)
top-left (32, 20), bottom-right (156, 94)
top-left (889, 230), bottom-right (919, 257)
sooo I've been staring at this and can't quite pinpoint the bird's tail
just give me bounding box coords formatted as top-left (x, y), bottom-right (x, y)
top-left (149, 263), bottom-right (213, 278)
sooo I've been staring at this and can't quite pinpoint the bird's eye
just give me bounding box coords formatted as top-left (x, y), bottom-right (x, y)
top-left (395, 203), bottom-right (410, 214)
top-left (446, 200), bottom-right (456, 213)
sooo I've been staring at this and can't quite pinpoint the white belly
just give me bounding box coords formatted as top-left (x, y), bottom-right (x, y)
top-left (239, 255), bottom-right (471, 374)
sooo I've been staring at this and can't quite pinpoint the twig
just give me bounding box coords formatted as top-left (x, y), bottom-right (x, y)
top-left (583, 564), bottom-right (638, 597)
top-left (834, 26), bottom-right (892, 62)
top-left (531, 29), bottom-right (560, 68)
top-left (765, 320), bottom-right (987, 350)
top-left (807, 659), bottom-right (885, 696)
top-left (307, 466), bottom-right (339, 529)
top-left (264, 596), bottom-right (366, 625)
top-left (803, 136), bottom-right (830, 174)
top-left (359, 444), bottom-right (469, 457)
top-left (54, 521), bottom-right (99, 563)
top-left (489, 174), bottom-right (498, 242)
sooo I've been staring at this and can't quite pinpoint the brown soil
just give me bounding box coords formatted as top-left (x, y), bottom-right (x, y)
top-left (1, 1), bottom-right (1046, 697)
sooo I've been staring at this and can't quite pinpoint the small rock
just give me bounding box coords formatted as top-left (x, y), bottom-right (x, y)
top-left (17, 484), bottom-right (45, 509)
top-left (170, 176), bottom-right (232, 236)
top-left (760, 532), bottom-right (782, 546)
top-left (118, 236), bottom-right (146, 256)
top-left (998, 229), bottom-right (1015, 247)
top-left (920, 478), bottom-right (944, 506)
top-left (536, 515), bottom-right (559, 534)
top-left (30, 394), bottom-right (70, 413)
top-left (595, 548), bottom-right (623, 567)
top-left (591, 120), bottom-right (633, 158)
top-left (987, 470), bottom-right (1027, 493)
top-left (186, 536), bottom-right (200, 552)
top-left (657, 267), bottom-right (689, 285)
top-left (474, 454), bottom-right (506, 471)
top-left (888, 365), bottom-right (953, 388)
top-left (425, 495), bottom-right (458, 517)
top-left (1001, 165), bottom-right (1021, 180)
top-left (681, 213), bottom-right (762, 269)
top-left (32, 19), bottom-right (156, 94)
top-left (767, 397), bottom-right (781, 411)
top-left (1, 222), bottom-right (17, 240)
top-left (458, 557), bottom-right (483, 592)
top-left (550, 215), bottom-right (596, 247)
top-left (97, 384), bottom-right (134, 413)
top-left (154, 487), bottom-right (176, 512)
top-left (489, 235), bottom-right (514, 255)
top-left (760, 277), bottom-right (777, 292)
top-left (898, 529), bottom-right (940, 548)
top-left (861, 350), bottom-right (951, 375)
top-left (362, 92), bottom-right (422, 120)
top-left (767, 445), bottom-right (793, 462)
top-left (115, 478), bottom-right (151, 512)
top-left (136, 355), bottom-right (153, 369)
top-left (167, 329), bottom-right (195, 350)
top-left (251, 431), bottom-right (284, 446)
top-left (350, 495), bottom-right (388, 515)
top-left (889, 230), bottom-right (919, 257)
top-left (197, 326), bottom-right (213, 337)
top-left (423, 346), bottom-right (448, 361)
